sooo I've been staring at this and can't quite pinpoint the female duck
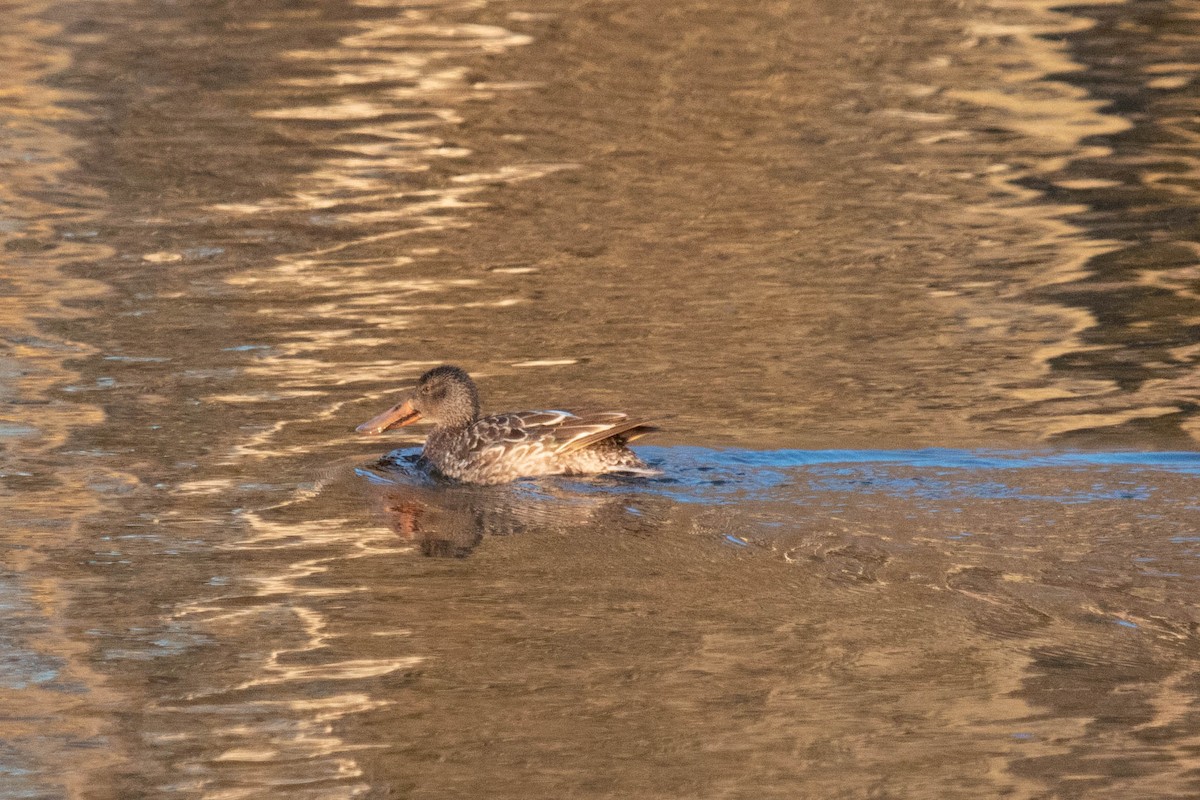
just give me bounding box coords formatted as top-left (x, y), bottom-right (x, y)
top-left (356, 365), bottom-right (658, 485)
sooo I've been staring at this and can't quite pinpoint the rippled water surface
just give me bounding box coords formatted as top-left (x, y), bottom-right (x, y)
top-left (2, 0), bottom-right (1199, 796)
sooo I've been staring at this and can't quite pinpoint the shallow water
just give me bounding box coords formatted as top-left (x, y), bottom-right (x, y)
top-left (2, 0), bottom-right (1199, 797)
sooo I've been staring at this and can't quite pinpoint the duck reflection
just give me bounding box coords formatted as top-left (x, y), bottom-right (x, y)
top-left (359, 448), bottom-right (650, 557)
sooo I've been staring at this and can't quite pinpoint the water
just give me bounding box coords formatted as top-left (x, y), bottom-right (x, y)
top-left (2, 0), bottom-right (1199, 796)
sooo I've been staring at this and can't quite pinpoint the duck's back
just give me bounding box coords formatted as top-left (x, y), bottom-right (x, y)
top-left (423, 410), bottom-right (656, 484)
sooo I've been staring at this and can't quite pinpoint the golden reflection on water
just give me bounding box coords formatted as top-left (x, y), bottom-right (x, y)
top-left (156, 500), bottom-right (417, 799)
top-left (894, 0), bottom-right (1191, 441)
top-left (0, 3), bottom-right (127, 796)
top-left (3, 0), bottom-right (1200, 797)
top-left (952, 0), bottom-right (1200, 443)
top-left (99, 3), bottom-right (550, 795)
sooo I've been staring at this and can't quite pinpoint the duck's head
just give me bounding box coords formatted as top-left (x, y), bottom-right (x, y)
top-left (356, 365), bottom-right (481, 434)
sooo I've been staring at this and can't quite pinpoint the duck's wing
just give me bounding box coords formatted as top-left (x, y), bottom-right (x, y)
top-left (468, 411), bottom-right (657, 456)
top-left (531, 411), bottom-right (658, 454)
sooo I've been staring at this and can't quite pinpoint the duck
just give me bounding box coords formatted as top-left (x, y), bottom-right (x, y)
top-left (356, 365), bottom-right (659, 485)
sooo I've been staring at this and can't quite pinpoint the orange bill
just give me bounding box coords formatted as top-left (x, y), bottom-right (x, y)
top-left (356, 399), bottom-right (421, 434)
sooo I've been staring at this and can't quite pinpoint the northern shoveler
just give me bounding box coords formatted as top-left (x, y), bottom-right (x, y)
top-left (356, 365), bottom-right (658, 484)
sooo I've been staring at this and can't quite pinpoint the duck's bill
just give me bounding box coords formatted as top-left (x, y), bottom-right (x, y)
top-left (356, 399), bottom-right (421, 434)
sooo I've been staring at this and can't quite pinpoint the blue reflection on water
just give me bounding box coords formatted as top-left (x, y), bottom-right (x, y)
top-left (643, 447), bottom-right (1200, 472)
top-left (365, 446), bottom-right (1197, 506)
top-left (615, 447), bottom-right (1197, 505)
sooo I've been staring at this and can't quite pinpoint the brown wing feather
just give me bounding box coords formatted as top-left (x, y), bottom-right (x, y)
top-left (620, 426), bottom-right (658, 443)
top-left (550, 414), bottom-right (659, 454)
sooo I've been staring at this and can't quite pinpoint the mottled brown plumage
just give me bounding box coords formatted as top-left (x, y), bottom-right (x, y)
top-left (357, 366), bottom-right (658, 484)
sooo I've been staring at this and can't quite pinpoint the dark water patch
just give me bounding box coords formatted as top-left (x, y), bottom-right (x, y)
top-left (1000, 0), bottom-right (1200, 444)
